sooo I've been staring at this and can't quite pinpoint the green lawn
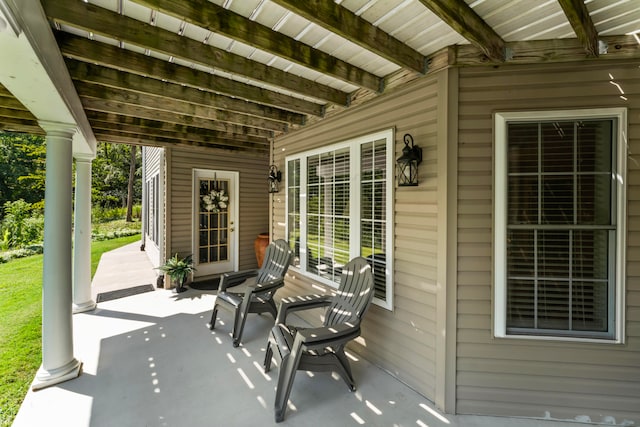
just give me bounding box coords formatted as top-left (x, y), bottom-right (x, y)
top-left (0, 234), bottom-right (141, 427)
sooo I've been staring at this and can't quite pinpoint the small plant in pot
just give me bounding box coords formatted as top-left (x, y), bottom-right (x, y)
top-left (157, 254), bottom-right (195, 293)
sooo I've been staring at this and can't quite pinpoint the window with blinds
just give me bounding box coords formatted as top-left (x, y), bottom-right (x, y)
top-left (494, 109), bottom-right (626, 342)
top-left (286, 129), bottom-right (394, 309)
top-left (145, 173), bottom-right (160, 246)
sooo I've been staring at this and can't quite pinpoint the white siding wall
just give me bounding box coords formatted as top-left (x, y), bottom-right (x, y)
top-left (456, 60), bottom-right (640, 422)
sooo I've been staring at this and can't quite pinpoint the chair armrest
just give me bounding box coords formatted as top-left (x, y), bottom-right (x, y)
top-left (275, 294), bottom-right (333, 324)
top-left (248, 277), bottom-right (285, 295)
top-left (296, 321), bottom-right (361, 349)
top-left (218, 269), bottom-right (258, 292)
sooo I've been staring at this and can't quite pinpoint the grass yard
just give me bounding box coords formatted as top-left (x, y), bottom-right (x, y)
top-left (0, 233), bottom-right (141, 427)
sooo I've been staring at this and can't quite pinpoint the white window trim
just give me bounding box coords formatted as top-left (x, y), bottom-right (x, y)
top-left (286, 129), bottom-right (395, 310)
top-left (494, 108), bottom-right (627, 343)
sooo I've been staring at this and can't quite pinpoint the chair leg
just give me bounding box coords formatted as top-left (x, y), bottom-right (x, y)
top-left (263, 340), bottom-right (273, 372)
top-left (209, 302), bottom-right (218, 330)
top-left (232, 298), bottom-right (251, 347)
top-left (231, 306), bottom-right (242, 347)
top-left (266, 299), bottom-right (278, 318)
top-left (335, 349), bottom-right (356, 391)
top-left (274, 336), bottom-right (303, 422)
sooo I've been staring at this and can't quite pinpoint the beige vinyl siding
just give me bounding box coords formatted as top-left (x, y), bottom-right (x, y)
top-left (168, 145), bottom-right (269, 275)
top-left (457, 60), bottom-right (640, 422)
top-left (272, 74), bottom-right (447, 402)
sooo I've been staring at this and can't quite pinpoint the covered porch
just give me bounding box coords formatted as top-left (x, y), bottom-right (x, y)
top-left (13, 243), bottom-right (593, 427)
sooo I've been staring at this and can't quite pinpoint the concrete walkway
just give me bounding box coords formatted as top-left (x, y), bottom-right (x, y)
top-left (13, 243), bottom-right (598, 427)
top-left (90, 241), bottom-right (158, 300)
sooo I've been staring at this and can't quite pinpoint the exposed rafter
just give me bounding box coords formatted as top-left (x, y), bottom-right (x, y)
top-left (56, 32), bottom-right (322, 118)
top-left (135, 0), bottom-right (383, 91)
top-left (3, 0), bottom-right (637, 154)
top-left (270, 0), bottom-right (427, 74)
top-left (74, 81), bottom-right (289, 133)
top-left (65, 60), bottom-right (298, 127)
top-left (80, 98), bottom-right (273, 138)
top-left (557, 0), bottom-right (600, 57)
top-left (93, 131), bottom-right (268, 153)
top-left (416, 0), bottom-right (506, 62)
top-left (86, 111), bottom-right (269, 148)
top-left (41, 0), bottom-right (351, 105)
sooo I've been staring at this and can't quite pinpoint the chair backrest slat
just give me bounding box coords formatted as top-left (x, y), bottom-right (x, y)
top-left (324, 257), bottom-right (374, 327)
top-left (257, 239), bottom-right (293, 283)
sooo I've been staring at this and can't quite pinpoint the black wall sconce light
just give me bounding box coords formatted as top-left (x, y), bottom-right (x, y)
top-left (396, 133), bottom-right (422, 187)
top-left (268, 164), bottom-right (282, 193)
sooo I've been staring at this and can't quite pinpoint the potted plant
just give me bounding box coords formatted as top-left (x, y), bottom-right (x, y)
top-left (156, 254), bottom-right (195, 293)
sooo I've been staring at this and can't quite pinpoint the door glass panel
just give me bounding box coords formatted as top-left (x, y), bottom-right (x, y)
top-left (198, 178), bottom-right (230, 264)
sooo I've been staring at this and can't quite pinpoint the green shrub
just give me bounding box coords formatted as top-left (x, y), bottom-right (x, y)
top-left (92, 204), bottom-right (142, 223)
top-left (131, 204), bottom-right (142, 219)
top-left (0, 245), bottom-right (43, 263)
top-left (0, 200), bottom-right (44, 249)
top-left (92, 206), bottom-right (126, 223)
top-left (92, 229), bottom-right (140, 241)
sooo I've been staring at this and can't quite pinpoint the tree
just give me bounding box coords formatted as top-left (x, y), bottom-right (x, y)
top-left (126, 145), bottom-right (136, 222)
top-left (92, 142), bottom-right (141, 209)
top-left (0, 132), bottom-right (46, 218)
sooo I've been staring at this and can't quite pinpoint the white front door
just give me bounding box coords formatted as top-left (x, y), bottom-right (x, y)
top-left (193, 169), bottom-right (239, 276)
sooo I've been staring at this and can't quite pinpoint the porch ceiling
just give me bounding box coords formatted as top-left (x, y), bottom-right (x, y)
top-left (1, 0), bottom-right (640, 153)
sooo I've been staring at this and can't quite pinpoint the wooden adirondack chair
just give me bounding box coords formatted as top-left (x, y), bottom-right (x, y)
top-left (263, 257), bottom-right (374, 422)
top-left (209, 239), bottom-right (293, 347)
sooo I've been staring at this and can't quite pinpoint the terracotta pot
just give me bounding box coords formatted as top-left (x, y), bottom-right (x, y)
top-left (254, 233), bottom-right (270, 268)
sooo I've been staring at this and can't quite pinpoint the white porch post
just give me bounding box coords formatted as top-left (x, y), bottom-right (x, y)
top-left (33, 122), bottom-right (82, 390)
top-left (72, 155), bottom-right (96, 313)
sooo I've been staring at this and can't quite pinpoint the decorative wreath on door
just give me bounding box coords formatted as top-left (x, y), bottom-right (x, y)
top-left (202, 189), bottom-right (229, 213)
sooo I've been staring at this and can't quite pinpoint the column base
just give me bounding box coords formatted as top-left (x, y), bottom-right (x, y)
top-left (32, 359), bottom-right (82, 391)
top-left (72, 300), bottom-right (96, 314)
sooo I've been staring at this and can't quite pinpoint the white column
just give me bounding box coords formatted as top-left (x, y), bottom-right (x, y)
top-left (72, 156), bottom-right (96, 313)
top-left (33, 122), bottom-right (82, 390)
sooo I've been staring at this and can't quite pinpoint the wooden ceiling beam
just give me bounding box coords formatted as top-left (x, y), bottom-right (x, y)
top-left (0, 107), bottom-right (37, 121)
top-left (453, 35), bottom-right (640, 66)
top-left (85, 110), bottom-right (269, 146)
top-left (90, 120), bottom-right (268, 151)
top-left (66, 60), bottom-right (296, 126)
top-left (270, 0), bottom-right (426, 74)
top-left (136, 0), bottom-right (382, 91)
top-left (74, 80), bottom-right (289, 133)
top-left (0, 98), bottom-right (31, 111)
top-left (42, 0), bottom-right (351, 105)
top-left (0, 118), bottom-right (43, 135)
top-left (80, 97), bottom-right (273, 139)
top-left (56, 32), bottom-right (321, 118)
top-left (93, 131), bottom-right (267, 153)
top-left (557, 0), bottom-right (600, 57)
top-left (416, 0), bottom-right (505, 62)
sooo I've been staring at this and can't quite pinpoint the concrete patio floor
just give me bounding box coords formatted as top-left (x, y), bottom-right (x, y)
top-left (13, 243), bottom-right (597, 427)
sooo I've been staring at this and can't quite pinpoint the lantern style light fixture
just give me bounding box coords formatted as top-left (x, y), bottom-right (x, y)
top-left (396, 133), bottom-right (422, 186)
top-left (268, 164), bottom-right (282, 193)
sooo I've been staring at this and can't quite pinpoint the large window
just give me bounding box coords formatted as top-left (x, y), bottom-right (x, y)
top-left (286, 129), bottom-right (394, 309)
top-left (494, 109), bottom-right (626, 342)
